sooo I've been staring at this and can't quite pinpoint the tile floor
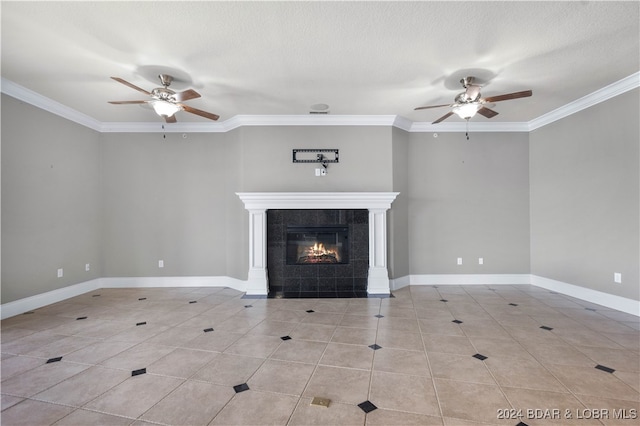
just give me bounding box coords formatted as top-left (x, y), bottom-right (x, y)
top-left (1, 285), bottom-right (639, 425)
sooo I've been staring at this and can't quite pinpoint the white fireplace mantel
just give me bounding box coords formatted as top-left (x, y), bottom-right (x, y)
top-left (237, 192), bottom-right (399, 296)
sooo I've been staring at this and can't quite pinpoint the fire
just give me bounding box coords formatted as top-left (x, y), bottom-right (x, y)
top-left (298, 242), bottom-right (340, 263)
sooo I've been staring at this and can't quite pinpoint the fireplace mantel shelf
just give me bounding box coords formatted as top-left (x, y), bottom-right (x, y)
top-left (236, 192), bottom-right (399, 210)
top-left (237, 192), bottom-right (399, 296)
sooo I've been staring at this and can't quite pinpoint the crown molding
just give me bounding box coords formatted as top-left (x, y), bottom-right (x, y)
top-left (3, 73), bottom-right (638, 134)
top-left (528, 71), bottom-right (640, 131)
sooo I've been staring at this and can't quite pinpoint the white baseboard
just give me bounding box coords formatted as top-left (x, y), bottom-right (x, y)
top-left (530, 275), bottom-right (640, 316)
top-left (1, 276), bottom-right (247, 320)
top-left (3, 274), bottom-right (637, 319)
top-left (407, 274), bottom-right (532, 286)
top-left (1, 279), bottom-right (103, 320)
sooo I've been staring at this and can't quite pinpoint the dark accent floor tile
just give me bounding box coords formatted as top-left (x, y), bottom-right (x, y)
top-left (203, 328), bottom-right (214, 333)
top-left (131, 368), bottom-right (146, 376)
top-left (76, 317), bottom-right (87, 320)
top-left (244, 305), bottom-right (253, 308)
top-left (595, 364), bottom-right (615, 373)
top-left (473, 353), bottom-right (488, 361)
top-left (516, 422), bottom-right (529, 426)
top-left (189, 301), bottom-right (197, 304)
top-left (281, 336), bottom-right (292, 341)
top-left (509, 303), bottom-right (519, 306)
top-left (452, 320), bottom-right (463, 324)
top-left (358, 400), bottom-right (377, 413)
top-left (374, 314), bottom-right (384, 318)
top-left (306, 310), bottom-right (315, 313)
top-left (46, 357), bottom-right (63, 363)
top-left (233, 383), bottom-right (249, 393)
top-left (138, 297), bottom-right (146, 301)
top-left (540, 326), bottom-right (553, 331)
top-left (440, 299), bottom-right (448, 303)
top-left (369, 344), bottom-right (382, 350)
top-left (136, 322), bottom-right (147, 326)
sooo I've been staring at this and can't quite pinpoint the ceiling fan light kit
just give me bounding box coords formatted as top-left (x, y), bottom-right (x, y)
top-left (414, 76), bottom-right (533, 131)
top-left (109, 74), bottom-right (219, 123)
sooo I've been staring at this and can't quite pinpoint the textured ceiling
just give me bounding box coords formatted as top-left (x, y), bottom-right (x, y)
top-left (1, 1), bottom-right (639, 125)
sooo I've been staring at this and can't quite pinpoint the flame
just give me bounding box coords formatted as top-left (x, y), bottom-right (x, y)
top-left (298, 242), bottom-right (340, 263)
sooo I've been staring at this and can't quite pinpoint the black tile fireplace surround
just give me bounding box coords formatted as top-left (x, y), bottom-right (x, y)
top-left (267, 209), bottom-right (369, 298)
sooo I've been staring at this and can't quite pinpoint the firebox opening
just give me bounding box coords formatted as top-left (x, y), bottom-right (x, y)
top-left (286, 225), bottom-right (349, 265)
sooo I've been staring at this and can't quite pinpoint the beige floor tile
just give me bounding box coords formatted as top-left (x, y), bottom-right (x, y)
top-left (1, 394), bottom-right (25, 411)
top-left (0, 361), bottom-right (89, 398)
top-left (301, 311), bottom-right (344, 326)
top-left (290, 323), bottom-right (337, 342)
top-left (270, 339), bottom-right (328, 364)
top-left (1, 330), bottom-right (67, 355)
top-left (422, 333), bottom-right (476, 355)
top-left (467, 336), bottom-right (536, 361)
top-left (143, 325), bottom-right (205, 346)
top-left (34, 366), bottom-right (130, 406)
top-left (378, 316), bottom-right (421, 333)
top-left (546, 363), bottom-right (640, 401)
top-left (99, 342), bottom-right (176, 371)
top-left (339, 314), bottom-right (379, 329)
top-left (182, 329), bottom-right (244, 352)
top-left (376, 328), bottom-right (424, 351)
top-left (104, 323), bottom-right (171, 343)
top-left (319, 342), bottom-right (374, 370)
top-left (485, 356), bottom-right (567, 392)
top-left (574, 345), bottom-right (640, 372)
top-left (373, 347), bottom-right (430, 376)
top-left (370, 370), bottom-right (440, 417)
top-left (147, 347), bottom-right (218, 378)
top-left (303, 365), bottom-right (370, 405)
top-left (614, 370), bottom-right (640, 392)
top-left (331, 326), bottom-right (377, 345)
top-left (53, 408), bottom-right (134, 425)
top-left (366, 408), bottom-right (444, 425)
top-left (83, 373), bottom-right (183, 418)
top-left (246, 319), bottom-right (297, 337)
top-left (191, 353), bottom-right (263, 386)
top-left (25, 335), bottom-right (100, 359)
top-left (289, 397), bottom-right (365, 425)
top-left (523, 342), bottom-right (597, 368)
top-left (264, 308), bottom-right (307, 323)
top-left (247, 359), bottom-right (315, 395)
top-left (1, 355), bottom-right (44, 380)
top-left (210, 390), bottom-right (298, 425)
top-left (427, 352), bottom-right (497, 384)
top-left (0, 399), bottom-right (75, 426)
top-left (223, 334), bottom-right (283, 358)
top-left (434, 378), bottom-right (514, 425)
top-left (140, 380), bottom-right (234, 425)
top-left (418, 319), bottom-right (465, 336)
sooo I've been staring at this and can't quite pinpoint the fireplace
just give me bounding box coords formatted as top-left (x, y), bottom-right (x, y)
top-left (287, 225), bottom-right (349, 265)
top-left (267, 209), bottom-right (368, 296)
top-left (236, 192), bottom-right (399, 296)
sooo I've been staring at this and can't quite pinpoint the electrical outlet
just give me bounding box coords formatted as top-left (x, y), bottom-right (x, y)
top-left (614, 272), bottom-right (622, 283)
top-left (315, 169), bottom-right (321, 176)
top-left (457, 258), bottom-right (463, 265)
top-left (57, 268), bottom-right (64, 278)
top-left (158, 260), bottom-right (164, 268)
top-left (478, 258), bottom-right (484, 265)
top-left (85, 263), bottom-right (91, 272)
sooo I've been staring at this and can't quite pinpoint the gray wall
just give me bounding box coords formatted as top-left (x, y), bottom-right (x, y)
top-left (389, 127), bottom-right (410, 278)
top-left (2, 95), bottom-right (102, 303)
top-left (407, 131), bottom-right (531, 275)
top-left (100, 131), bottom-right (238, 278)
top-left (530, 89), bottom-right (640, 300)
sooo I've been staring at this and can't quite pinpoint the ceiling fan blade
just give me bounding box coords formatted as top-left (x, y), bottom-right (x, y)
top-left (163, 115), bottom-right (177, 124)
top-left (432, 111), bottom-right (454, 124)
top-left (111, 77), bottom-right (151, 96)
top-left (108, 100), bottom-right (149, 104)
top-left (414, 104), bottom-right (451, 111)
top-left (173, 89), bottom-right (201, 102)
top-left (483, 90), bottom-right (532, 103)
top-left (181, 104), bottom-right (220, 121)
top-left (477, 106), bottom-right (499, 119)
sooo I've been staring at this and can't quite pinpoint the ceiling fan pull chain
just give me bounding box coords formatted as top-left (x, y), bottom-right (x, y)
top-left (162, 124), bottom-right (166, 139)
top-left (466, 118), bottom-right (470, 140)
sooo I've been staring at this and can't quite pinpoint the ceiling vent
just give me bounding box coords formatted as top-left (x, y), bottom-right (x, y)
top-left (309, 110), bottom-right (329, 115)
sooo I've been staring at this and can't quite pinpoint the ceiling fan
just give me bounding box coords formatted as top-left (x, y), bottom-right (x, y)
top-left (108, 74), bottom-right (219, 123)
top-left (414, 77), bottom-right (532, 124)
